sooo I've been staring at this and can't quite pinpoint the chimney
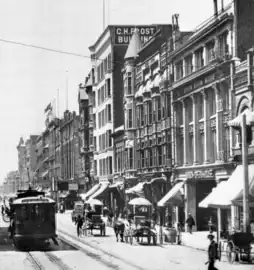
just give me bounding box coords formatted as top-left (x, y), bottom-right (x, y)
top-left (213, 0), bottom-right (218, 16)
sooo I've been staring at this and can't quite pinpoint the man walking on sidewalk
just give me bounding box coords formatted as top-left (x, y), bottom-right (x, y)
top-left (75, 215), bottom-right (83, 237)
top-left (186, 213), bottom-right (195, 234)
top-left (206, 233), bottom-right (219, 270)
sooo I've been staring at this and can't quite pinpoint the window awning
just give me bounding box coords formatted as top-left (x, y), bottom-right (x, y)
top-left (157, 181), bottom-right (184, 207)
top-left (125, 182), bottom-right (144, 196)
top-left (199, 165), bottom-right (254, 208)
top-left (90, 183), bottom-right (109, 200)
top-left (41, 170), bottom-right (49, 178)
top-left (80, 183), bottom-right (100, 201)
top-left (227, 109), bottom-right (254, 127)
top-left (148, 176), bottom-right (167, 185)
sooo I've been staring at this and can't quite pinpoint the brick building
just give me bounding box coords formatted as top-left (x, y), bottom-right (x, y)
top-left (88, 25), bottom-right (159, 185)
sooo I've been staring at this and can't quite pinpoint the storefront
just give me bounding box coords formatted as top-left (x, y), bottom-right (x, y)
top-left (199, 164), bottom-right (254, 235)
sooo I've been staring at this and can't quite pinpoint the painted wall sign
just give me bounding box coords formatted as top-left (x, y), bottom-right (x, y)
top-left (186, 170), bottom-right (214, 179)
top-left (114, 26), bottom-right (157, 45)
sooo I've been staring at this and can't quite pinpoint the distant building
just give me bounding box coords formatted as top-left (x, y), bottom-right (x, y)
top-left (17, 137), bottom-right (28, 189)
top-left (59, 110), bottom-right (81, 193)
top-left (88, 24), bottom-right (161, 184)
top-left (4, 171), bottom-right (20, 194)
top-left (78, 82), bottom-right (91, 192)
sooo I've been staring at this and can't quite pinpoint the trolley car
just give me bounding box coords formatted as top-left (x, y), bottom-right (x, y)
top-left (9, 187), bottom-right (58, 248)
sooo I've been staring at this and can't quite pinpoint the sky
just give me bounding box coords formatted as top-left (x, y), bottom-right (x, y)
top-left (0, 0), bottom-right (232, 183)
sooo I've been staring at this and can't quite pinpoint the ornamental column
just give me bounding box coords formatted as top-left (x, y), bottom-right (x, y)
top-left (214, 83), bottom-right (224, 163)
top-left (201, 89), bottom-right (210, 163)
top-left (182, 99), bottom-right (188, 165)
top-left (191, 94), bottom-right (199, 164)
top-left (172, 102), bottom-right (178, 166)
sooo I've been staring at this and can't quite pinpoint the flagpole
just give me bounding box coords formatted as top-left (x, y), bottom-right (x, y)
top-left (66, 70), bottom-right (69, 111)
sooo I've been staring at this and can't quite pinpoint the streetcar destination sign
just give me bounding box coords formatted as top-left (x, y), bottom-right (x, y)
top-left (114, 26), bottom-right (157, 45)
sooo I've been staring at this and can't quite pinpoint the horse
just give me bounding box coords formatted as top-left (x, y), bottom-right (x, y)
top-left (113, 218), bottom-right (125, 242)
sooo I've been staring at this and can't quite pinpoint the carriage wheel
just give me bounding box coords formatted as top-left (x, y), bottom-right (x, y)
top-left (226, 242), bottom-right (236, 264)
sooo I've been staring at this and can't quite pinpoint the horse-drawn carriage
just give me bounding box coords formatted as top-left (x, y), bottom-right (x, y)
top-left (83, 199), bottom-right (106, 236)
top-left (224, 231), bottom-right (253, 263)
top-left (123, 198), bottom-right (157, 245)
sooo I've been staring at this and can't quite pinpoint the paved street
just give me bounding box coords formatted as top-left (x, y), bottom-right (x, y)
top-left (57, 212), bottom-right (254, 270)
top-left (0, 214), bottom-right (120, 269)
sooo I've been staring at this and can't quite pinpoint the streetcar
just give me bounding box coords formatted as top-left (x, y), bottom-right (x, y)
top-left (9, 186), bottom-right (58, 249)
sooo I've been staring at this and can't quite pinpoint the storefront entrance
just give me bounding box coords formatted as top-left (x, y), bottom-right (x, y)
top-left (196, 180), bottom-right (217, 231)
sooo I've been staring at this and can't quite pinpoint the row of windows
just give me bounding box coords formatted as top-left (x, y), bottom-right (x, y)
top-left (98, 130), bottom-right (112, 151)
top-left (176, 127), bottom-right (230, 166)
top-left (137, 145), bottom-right (171, 169)
top-left (98, 104), bottom-right (112, 128)
top-left (96, 156), bottom-right (113, 176)
top-left (175, 32), bottom-right (228, 80)
top-left (124, 72), bottom-right (132, 95)
top-left (97, 53), bottom-right (112, 82)
top-left (126, 95), bottom-right (171, 129)
top-left (97, 78), bottom-right (111, 106)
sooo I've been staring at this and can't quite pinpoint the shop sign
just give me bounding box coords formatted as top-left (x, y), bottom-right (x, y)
top-left (186, 170), bottom-right (214, 179)
top-left (68, 183), bottom-right (78, 191)
top-left (114, 26), bottom-right (157, 45)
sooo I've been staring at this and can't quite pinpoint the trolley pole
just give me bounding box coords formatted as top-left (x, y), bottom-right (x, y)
top-left (242, 114), bottom-right (250, 233)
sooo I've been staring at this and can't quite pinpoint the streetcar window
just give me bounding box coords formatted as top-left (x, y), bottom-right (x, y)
top-left (21, 205), bottom-right (29, 220)
top-left (31, 204), bottom-right (40, 220)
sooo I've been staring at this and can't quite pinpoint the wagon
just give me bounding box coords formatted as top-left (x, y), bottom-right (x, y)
top-left (125, 197), bottom-right (157, 245)
top-left (225, 232), bottom-right (253, 263)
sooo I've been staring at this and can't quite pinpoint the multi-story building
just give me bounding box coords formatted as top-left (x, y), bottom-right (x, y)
top-left (84, 72), bottom-right (96, 186)
top-left (122, 25), bottom-right (173, 212)
top-left (158, 0), bottom-right (254, 231)
top-left (78, 82), bottom-right (90, 192)
top-left (25, 135), bottom-right (39, 185)
top-left (59, 110), bottom-right (81, 194)
top-left (89, 25), bottom-right (159, 184)
top-left (48, 117), bottom-right (61, 198)
top-left (17, 137), bottom-right (28, 189)
top-left (4, 171), bottom-right (20, 194)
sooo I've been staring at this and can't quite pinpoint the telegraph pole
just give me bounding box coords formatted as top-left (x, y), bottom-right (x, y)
top-left (242, 113), bottom-right (250, 232)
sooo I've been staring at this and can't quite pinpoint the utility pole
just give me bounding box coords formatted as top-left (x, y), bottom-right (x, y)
top-left (242, 113), bottom-right (250, 233)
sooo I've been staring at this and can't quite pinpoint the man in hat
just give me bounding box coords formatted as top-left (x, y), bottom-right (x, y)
top-left (185, 213), bottom-right (195, 234)
top-left (207, 233), bottom-right (219, 270)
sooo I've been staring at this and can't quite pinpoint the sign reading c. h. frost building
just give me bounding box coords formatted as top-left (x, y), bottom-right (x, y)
top-left (114, 26), bottom-right (157, 45)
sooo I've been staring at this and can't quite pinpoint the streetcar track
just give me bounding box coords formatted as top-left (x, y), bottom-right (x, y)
top-left (45, 252), bottom-right (72, 270)
top-left (26, 252), bottom-right (45, 270)
top-left (58, 232), bottom-right (146, 270)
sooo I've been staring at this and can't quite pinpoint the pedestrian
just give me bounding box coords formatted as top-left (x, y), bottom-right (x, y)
top-left (206, 233), bottom-right (219, 270)
top-left (75, 215), bottom-right (83, 237)
top-left (185, 213), bottom-right (195, 234)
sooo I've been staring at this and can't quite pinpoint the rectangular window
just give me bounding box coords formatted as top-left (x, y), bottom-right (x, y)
top-left (104, 58), bottom-right (107, 73)
top-left (108, 104), bottom-right (111, 121)
top-left (108, 130), bottom-right (112, 147)
top-left (107, 53), bottom-right (111, 70)
top-left (140, 106), bottom-right (144, 126)
top-left (157, 98), bottom-right (161, 121)
top-left (127, 72), bottom-right (132, 95)
top-left (199, 133), bottom-right (204, 164)
top-left (109, 156), bottom-right (113, 174)
top-left (149, 149), bottom-right (153, 167)
top-left (141, 150), bottom-right (145, 168)
top-left (93, 137), bottom-right (96, 151)
top-left (207, 41), bottom-right (215, 62)
top-left (97, 66), bottom-right (100, 82)
top-left (185, 55), bottom-right (193, 75)
top-left (107, 79), bottom-right (111, 96)
top-left (148, 102), bottom-right (152, 124)
top-left (176, 60), bottom-right (183, 80)
top-left (158, 146), bottom-right (162, 166)
top-left (129, 148), bottom-right (133, 169)
top-left (136, 106), bottom-right (140, 127)
top-left (219, 33), bottom-right (228, 58)
top-left (98, 89), bottom-right (100, 105)
top-left (195, 48), bottom-right (204, 69)
top-left (189, 135), bottom-right (194, 164)
top-left (92, 92), bottom-right (96, 106)
top-left (128, 109), bottom-right (133, 128)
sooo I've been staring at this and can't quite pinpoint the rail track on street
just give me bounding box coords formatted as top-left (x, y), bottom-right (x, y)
top-left (26, 250), bottom-right (73, 270)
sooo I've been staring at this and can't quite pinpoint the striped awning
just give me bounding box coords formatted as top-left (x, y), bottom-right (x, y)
top-left (228, 109), bottom-right (254, 127)
top-left (157, 181), bottom-right (184, 207)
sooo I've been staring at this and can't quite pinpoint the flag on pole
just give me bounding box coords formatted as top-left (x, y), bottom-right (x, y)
top-left (44, 102), bottom-right (52, 113)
